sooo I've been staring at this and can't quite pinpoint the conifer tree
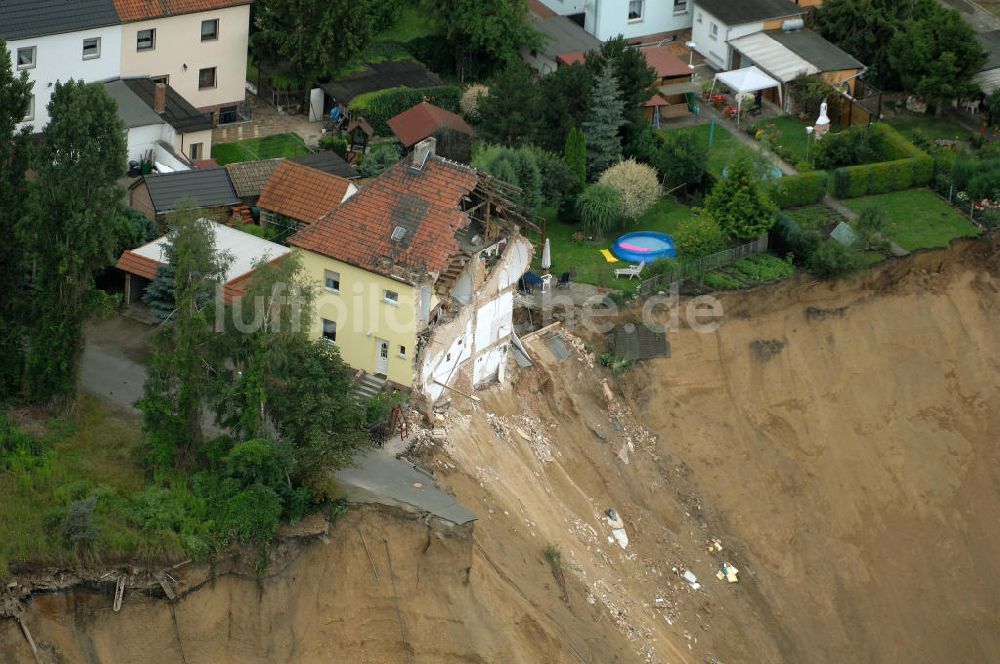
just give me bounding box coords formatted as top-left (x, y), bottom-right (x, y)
top-left (564, 128), bottom-right (586, 186)
top-left (582, 62), bottom-right (624, 178)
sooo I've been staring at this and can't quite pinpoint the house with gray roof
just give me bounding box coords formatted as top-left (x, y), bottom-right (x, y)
top-left (1, 0), bottom-right (124, 131)
top-left (522, 16), bottom-right (602, 76)
top-left (103, 78), bottom-right (216, 169)
top-left (129, 168), bottom-right (239, 224)
top-left (691, 0), bottom-right (806, 70)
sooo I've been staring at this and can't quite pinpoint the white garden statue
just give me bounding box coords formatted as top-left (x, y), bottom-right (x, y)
top-left (814, 100), bottom-right (831, 139)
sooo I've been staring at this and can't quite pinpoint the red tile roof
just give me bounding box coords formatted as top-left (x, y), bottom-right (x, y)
top-left (289, 157), bottom-right (479, 283)
top-left (386, 102), bottom-right (476, 148)
top-left (113, 0), bottom-right (249, 22)
top-left (557, 51), bottom-right (587, 67)
top-left (115, 251), bottom-right (162, 280)
top-left (258, 160), bottom-right (354, 224)
top-left (644, 93), bottom-right (672, 108)
top-left (640, 45), bottom-right (693, 80)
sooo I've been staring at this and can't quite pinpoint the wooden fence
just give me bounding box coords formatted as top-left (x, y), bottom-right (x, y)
top-left (636, 234), bottom-right (770, 296)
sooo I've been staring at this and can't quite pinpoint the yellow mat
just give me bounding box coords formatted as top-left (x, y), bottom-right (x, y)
top-left (600, 249), bottom-right (619, 263)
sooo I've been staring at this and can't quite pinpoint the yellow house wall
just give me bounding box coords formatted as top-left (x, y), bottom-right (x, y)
top-left (821, 68), bottom-right (861, 95)
top-left (119, 4), bottom-right (250, 110)
top-left (174, 128), bottom-right (214, 160)
top-left (299, 250), bottom-right (418, 387)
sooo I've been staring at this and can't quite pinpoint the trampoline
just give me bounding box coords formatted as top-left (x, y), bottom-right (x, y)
top-left (611, 231), bottom-right (677, 263)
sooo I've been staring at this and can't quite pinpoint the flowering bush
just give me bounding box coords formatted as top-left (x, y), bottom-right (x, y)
top-left (460, 84), bottom-right (489, 122)
top-left (597, 158), bottom-right (660, 223)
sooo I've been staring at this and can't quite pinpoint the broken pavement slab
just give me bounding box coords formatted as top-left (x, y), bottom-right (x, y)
top-left (334, 448), bottom-right (476, 525)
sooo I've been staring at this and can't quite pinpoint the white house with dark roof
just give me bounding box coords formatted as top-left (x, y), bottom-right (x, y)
top-left (534, 0), bottom-right (694, 42)
top-left (1, 0), bottom-right (123, 131)
top-left (691, 0), bottom-right (807, 70)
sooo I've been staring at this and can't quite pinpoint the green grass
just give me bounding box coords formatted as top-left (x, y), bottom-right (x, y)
top-left (703, 254), bottom-right (795, 290)
top-left (663, 123), bottom-right (755, 177)
top-left (376, 2), bottom-right (439, 42)
top-left (889, 111), bottom-right (973, 144)
top-left (0, 399), bottom-right (183, 575)
top-left (785, 205), bottom-right (848, 232)
top-left (843, 189), bottom-right (980, 251)
top-left (211, 133), bottom-right (311, 165)
top-left (533, 198), bottom-right (697, 293)
top-left (752, 116), bottom-right (816, 168)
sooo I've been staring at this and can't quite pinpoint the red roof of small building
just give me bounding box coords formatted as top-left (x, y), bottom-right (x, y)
top-left (289, 157), bottom-right (479, 283)
top-left (347, 118), bottom-right (375, 136)
top-left (386, 102), bottom-right (476, 149)
top-left (644, 93), bottom-right (672, 108)
top-left (115, 251), bottom-right (162, 281)
top-left (640, 45), bottom-right (693, 80)
top-left (258, 160), bottom-right (354, 224)
top-left (113, 0), bottom-right (249, 22)
top-left (557, 51), bottom-right (587, 67)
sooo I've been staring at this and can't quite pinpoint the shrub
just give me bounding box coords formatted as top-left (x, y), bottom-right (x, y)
top-left (226, 438), bottom-right (289, 491)
top-left (813, 124), bottom-right (887, 169)
top-left (62, 497), bottom-right (100, 550)
top-left (868, 162), bottom-right (894, 195)
top-left (359, 141), bottom-right (401, 177)
top-left (673, 215), bottom-right (727, 258)
top-left (597, 158), bottom-right (660, 223)
top-left (766, 171), bottom-right (827, 208)
top-left (887, 159), bottom-right (913, 190)
top-left (772, 212), bottom-right (821, 265)
top-left (460, 84), bottom-right (489, 121)
top-left (912, 155), bottom-right (933, 185)
top-left (350, 84), bottom-right (462, 135)
top-left (726, 254), bottom-right (795, 282)
top-left (832, 165), bottom-right (869, 198)
top-left (220, 484), bottom-right (282, 546)
top-left (473, 145), bottom-right (544, 214)
top-left (702, 152), bottom-right (776, 240)
top-left (807, 240), bottom-right (864, 278)
top-left (655, 130), bottom-right (708, 191)
top-left (319, 134), bottom-right (349, 157)
top-left (702, 272), bottom-right (741, 290)
top-left (576, 184), bottom-right (621, 237)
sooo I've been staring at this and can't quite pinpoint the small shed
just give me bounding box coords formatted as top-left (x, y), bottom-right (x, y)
top-left (347, 117), bottom-right (374, 154)
top-left (225, 158), bottom-right (283, 206)
top-left (129, 168), bottom-right (240, 226)
top-left (387, 102), bottom-right (476, 163)
top-left (523, 15), bottom-right (602, 75)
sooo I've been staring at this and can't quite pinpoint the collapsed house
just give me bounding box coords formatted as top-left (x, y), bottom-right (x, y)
top-left (288, 138), bottom-right (535, 407)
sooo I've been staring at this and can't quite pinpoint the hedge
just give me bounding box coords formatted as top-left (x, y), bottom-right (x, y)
top-left (827, 125), bottom-right (932, 198)
top-left (349, 84), bottom-right (462, 135)
top-left (766, 171), bottom-right (827, 208)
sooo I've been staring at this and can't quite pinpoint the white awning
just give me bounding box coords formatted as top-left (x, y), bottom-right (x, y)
top-left (712, 66), bottom-right (781, 95)
top-left (974, 68), bottom-right (1000, 93)
top-left (728, 33), bottom-right (818, 83)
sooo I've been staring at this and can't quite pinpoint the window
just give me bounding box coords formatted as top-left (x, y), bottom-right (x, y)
top-left (82, 37), bottom-right (101, 60)
top-left (201, 19), bottom-right (219, 41)
top-left (383, 289), bottom-right (399, 305)
top-left (398, 345), bottom-right (406, 358)
top-left (16, 46), bottom-right (36, 70)
top-left (628, 0), bottom-right (643, 20)
top-left (150, 74), bottom-right (169, 85)
top-left (23, 95), bottom-right (34, 122)
top-left (137, 29), bottom-right (155, 51)
top-left (673, 0), bottom-right (687, 13)
top-left (324, 270), bottom-right (341, 293)
top-left (198, 67), bottom-right (217, 90)
top-left (321, 319), bottom-right (337, 343)
top-left (189, 143), bottom-right (203, 160)
top-left (710, 23), bottom-right (719, 40)
top-left (697, 11), bottom-right (703, 23)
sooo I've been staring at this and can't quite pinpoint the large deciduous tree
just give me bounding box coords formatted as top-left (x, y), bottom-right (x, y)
top-left (428, 0), bottom-right (539, 75)
top-left (138, 209), bottom-right (231, 469)
top-left (252, 0), bottom-right (375, 86)
top-left (0, 41), bottom-right (33, 398)
top-left (654, 130), bottom-right (708, 191)
top-left (814, 0), bottom-right (907, 89)
top-left (476, 65), bottom-right (542, 146)
top-left (22, 80), bottom-right (126, 403)
top-left (536, 64), bottom-right (593, 152)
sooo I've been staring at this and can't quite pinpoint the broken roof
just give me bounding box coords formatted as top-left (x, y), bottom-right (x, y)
top-left (225, 158), bottom-right (283, 198)
top-left (137, 168), bottom-right (240, 212)
top-left (387, 102), bottom-right (476, 148)
top-left (113, 0), bottom-right (249, 22)
top-left (321, 60), bottom-right (443, 105)
top-left (694, 0), bottom-right (804, 25)
top-left (289, 157), bottom-right (479, 284)
top-left (258, 160), bottom-right (355, 224)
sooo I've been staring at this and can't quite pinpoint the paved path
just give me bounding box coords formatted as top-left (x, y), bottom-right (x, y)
top-left (80, 315), bottom-right (475, 525)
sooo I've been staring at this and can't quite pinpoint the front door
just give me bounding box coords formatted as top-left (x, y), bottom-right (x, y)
top-left (375, 338), bottom-right (389, 377)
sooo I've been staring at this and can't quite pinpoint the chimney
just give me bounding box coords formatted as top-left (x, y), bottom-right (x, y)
top-left (153, 82), bottom-right (166, 114)
top-left (411, 137), bottom-right (436, 170)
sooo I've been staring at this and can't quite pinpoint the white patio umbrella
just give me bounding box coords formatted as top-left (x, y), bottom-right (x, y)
top-left (541, 238), bottom-right (551, 271)
top-left (709, 66), bottom-right (781, 125)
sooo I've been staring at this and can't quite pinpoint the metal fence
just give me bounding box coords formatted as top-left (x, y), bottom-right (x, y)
top-left (636, 234), bottom-right (770, 296)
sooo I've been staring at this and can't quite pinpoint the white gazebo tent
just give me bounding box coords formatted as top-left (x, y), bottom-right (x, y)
top-left (710, 66), bottom-right (781, 124)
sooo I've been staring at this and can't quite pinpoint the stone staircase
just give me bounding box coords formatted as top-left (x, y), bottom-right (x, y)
top-left (351, 372), bottom-right (387, 402)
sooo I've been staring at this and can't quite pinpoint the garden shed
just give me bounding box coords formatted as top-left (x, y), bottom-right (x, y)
top-left (128, 168), bottom-right (240, 226)
top-left (387, 102), bottom-right (476, 163)
top-left (523, 15), bottom-right (601, 75)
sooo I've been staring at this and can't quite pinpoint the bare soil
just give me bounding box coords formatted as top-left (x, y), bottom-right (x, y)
top-left (4, 236), bottom-right (1000, 663)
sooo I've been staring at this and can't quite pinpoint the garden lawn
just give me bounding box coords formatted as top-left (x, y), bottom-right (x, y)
top-left (889, 111), bottom-right (973, 144)
top-left (211, 133), bottom-right (311, 165)
top-left (843, 189), bottom-right (980, 251)
top-left (754, 116), bottom-right (815, 168)
top-left (664, 123), bottom-right (754, 177)
top-left (533, 199), bottom-right (697, 293)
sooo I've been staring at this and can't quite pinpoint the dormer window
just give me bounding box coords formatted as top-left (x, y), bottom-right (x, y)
top-left (391, 226), bottom-right (407, 242)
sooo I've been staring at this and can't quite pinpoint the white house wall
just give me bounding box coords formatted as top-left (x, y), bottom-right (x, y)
top-left (8, 25), bottom-right (123, 131)
top-left (421, 320), bottom-right (473, 403)
top-left (691, 7), bottom-right (763, 70)
top-left (126, 123), bottom-right (164, 164)
top-left (535, 0), bottom-right (692, 42)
